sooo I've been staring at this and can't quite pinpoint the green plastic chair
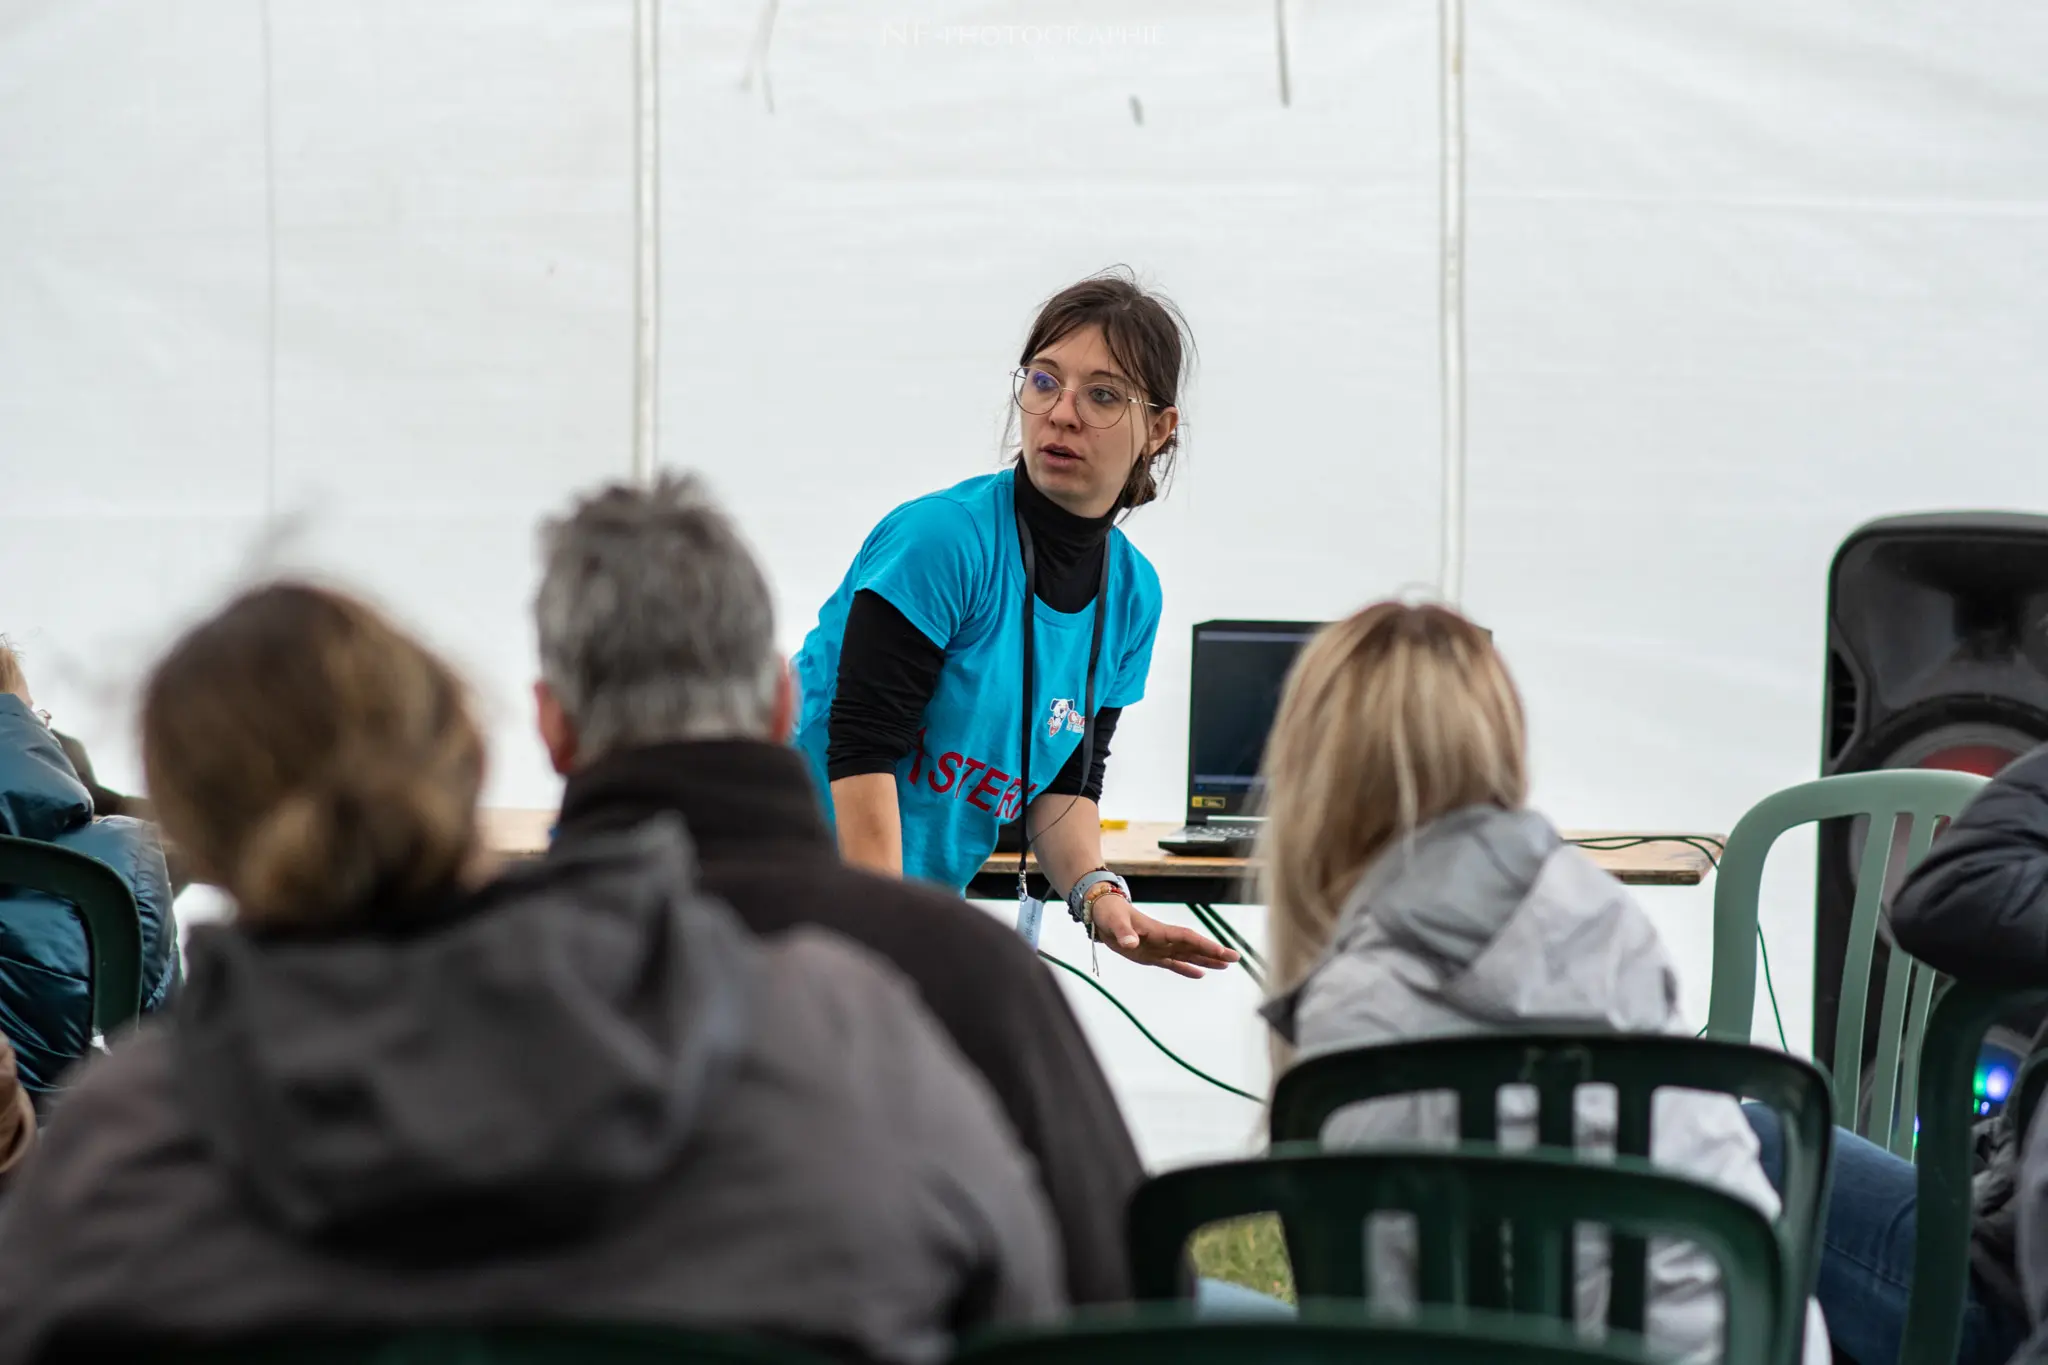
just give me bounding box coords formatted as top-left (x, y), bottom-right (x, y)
top-left (54, 1324), bottom-right (828, 1364)
top-left (1898, 981), bottom-right (2048, 1365)
top-left (1268, 1030), bottom-right (1830, 1362)
top-left (1127, 1146), bottom-right (1787, 1365)
top-left (0, 833), bottom-right (143, 1036)
top-left (1707, 769), bottom-right (1987, 1154)
top-left (958, 1303), bottom-right (1659, 1365)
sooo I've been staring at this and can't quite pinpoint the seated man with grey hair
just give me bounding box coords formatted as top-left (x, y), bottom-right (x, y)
top-left (534, 475), bottom-right (1145, 1307)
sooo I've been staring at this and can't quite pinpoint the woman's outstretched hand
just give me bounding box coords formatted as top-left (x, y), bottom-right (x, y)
top-left (1086, 895), bottom-right (1239, 979)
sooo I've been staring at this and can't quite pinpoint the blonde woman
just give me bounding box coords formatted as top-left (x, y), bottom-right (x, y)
top-left (1256, 602), bottom-right (1830, 1365)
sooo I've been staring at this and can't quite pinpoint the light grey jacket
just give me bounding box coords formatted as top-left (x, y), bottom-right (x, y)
top-left (1262, 806), bottom-right (1829, 1365)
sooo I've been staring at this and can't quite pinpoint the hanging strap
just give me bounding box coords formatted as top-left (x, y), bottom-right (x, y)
top-left (1014, 487), bottom-right (1111, 898)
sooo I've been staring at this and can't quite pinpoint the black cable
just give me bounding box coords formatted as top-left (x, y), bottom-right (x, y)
top-left (1756, 911), bottom-right (1791, 1053)
top-left (1568, 834), bottom-right (1728, 866)
top-left (1193, 902), bottom-right (1268, 972)
top-left (1184, 902), bottom-right (1236, 966)
top-left (1038, 950), bottom-right (1262, 1104)
top-left (1187, 913), bottom-right (1262, 988)
top-left (1033, 829), bottom-right (1773, 1114)
top-left (1188, 902), bottom-right (1268, 995)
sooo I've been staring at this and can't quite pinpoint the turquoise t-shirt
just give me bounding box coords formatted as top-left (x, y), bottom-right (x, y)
top-left (793, 468), bottom-right (1162, 893)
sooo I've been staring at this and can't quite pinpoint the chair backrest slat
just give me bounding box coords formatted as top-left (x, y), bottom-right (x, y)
top-left (1509, 1217), bottom-right (1565, 1318)
top-left (1869, 943), bottom-right (1916, 1149)
top-left (1531, 1053), bottom-right (1582, 1150)
top-left (1834, 807), bottom-right (1903, 1122)
top-left (1606, 1084), bottom-right (1655, 1331)
top-left (1466, 1215), bottom-right (1509, 1310)
top-left (1291, 1195), bottom-right (1368, 1298)
top-left (1461, 1080), bottom-right (1499, 1143)
top-left (1415, 1195), bottom-right (1462, 1306)
top-left (1892, 968), bottom-right (1940, 1158)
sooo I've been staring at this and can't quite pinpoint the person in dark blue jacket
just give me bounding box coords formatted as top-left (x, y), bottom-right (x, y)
top-left (0, 643), bottom-right (178, 1097)
top-left (1740, 747), bottom-right (2048, 1365)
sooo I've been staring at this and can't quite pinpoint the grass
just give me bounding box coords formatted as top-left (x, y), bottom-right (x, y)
top-left (1188, 1213), bottom-right (1295, 1303)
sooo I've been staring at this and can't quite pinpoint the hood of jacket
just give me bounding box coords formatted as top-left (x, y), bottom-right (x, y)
top-left (1263, 806), bottom-right (1679, 1047)
top-left (0, 696), bottom-right (92, 842)
top-left (172, 816), bottom-right (755, 1261)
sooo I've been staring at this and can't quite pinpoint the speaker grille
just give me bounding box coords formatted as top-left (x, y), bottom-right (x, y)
top-left (1825, 648), bottom-right (1860, 765)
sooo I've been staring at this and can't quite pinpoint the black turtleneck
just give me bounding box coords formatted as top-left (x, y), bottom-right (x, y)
top-left (825, 465), bottom-right (1122, 796)
top-left (1009, 459), bottom-right (1116, 612)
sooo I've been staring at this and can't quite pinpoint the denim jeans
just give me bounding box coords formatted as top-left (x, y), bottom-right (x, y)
top-left (1195, 1277), bottom-right (1296, 1318)
top-left (1742, 1102), bottom-right (2027, 1365)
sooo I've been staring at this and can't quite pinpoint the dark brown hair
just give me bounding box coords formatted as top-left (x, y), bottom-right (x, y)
top-left (141, 583), bottom-right (484, 927)
top-left (1015, 267), bottom-right (1193, 512)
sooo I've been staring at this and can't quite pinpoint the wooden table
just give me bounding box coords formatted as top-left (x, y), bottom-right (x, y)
top-left (964, 821), bottom-right (1718, 906)
top-left (481, 811), bottom-right (1718, 903)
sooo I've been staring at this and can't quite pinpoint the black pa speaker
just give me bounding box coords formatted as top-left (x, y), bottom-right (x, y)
top-left (1816, 512), bottom-right (2048, 1060)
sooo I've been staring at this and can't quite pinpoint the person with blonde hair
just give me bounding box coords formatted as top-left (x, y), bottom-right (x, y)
top-left (0, 583), bottom-right (1060, 1363)
top-left (1257, 602), bottom-right (1830, 1365)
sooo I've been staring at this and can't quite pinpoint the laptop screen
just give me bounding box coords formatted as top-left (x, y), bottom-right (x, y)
top-left (1188, 620), bottom-right (1324, 819)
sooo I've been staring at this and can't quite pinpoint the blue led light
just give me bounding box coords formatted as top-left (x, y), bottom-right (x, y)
top-left (1987, 1068), bottom-right (2013, 1102)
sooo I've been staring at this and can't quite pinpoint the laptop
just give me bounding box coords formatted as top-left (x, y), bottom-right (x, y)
top-left (1157, 619), bottom-right (1325, 857)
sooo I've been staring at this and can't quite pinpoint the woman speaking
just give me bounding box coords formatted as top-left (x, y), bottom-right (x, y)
top-left (793, 271), bottom-right (1236, 978)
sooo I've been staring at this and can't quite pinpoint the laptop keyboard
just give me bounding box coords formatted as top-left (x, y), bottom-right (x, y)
top-left (1157, 825), bottom-right (1258, 858)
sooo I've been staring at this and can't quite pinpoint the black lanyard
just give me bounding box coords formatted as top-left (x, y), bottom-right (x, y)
top-left (1015, 483), bottom-right (1111, 894)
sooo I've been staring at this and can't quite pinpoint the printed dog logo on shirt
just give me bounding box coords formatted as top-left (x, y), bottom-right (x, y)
top-left (1046, 698), bottom-right (1086, 738)
top-left (905, 697), bottom-right (1084, 825)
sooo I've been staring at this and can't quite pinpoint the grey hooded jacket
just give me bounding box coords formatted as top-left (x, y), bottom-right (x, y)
top-left (0, 818), bottom-right (1061, 1364)
top-left (1263, 806), bottom-right (1829, 1365)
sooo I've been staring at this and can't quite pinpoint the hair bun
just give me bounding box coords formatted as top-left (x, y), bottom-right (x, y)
top-left (234, 749), bottom-right (474, 925)
top-left (141, 583), bottom-right (486, 929)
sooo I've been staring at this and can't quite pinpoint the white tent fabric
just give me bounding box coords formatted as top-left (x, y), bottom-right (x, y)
top-left (3, 0), bottom-right (2046, 1163)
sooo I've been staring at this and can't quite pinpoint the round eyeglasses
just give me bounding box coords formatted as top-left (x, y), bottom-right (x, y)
top-left (1011, 367), bottom-right (1158, 430)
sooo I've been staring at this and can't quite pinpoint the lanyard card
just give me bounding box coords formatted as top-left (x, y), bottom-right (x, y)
top-left (1015, 891), bottom-right (1046, 948)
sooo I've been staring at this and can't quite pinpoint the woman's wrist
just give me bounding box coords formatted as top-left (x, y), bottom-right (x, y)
top-left (1068, 868), bottom-right (1131, 922)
